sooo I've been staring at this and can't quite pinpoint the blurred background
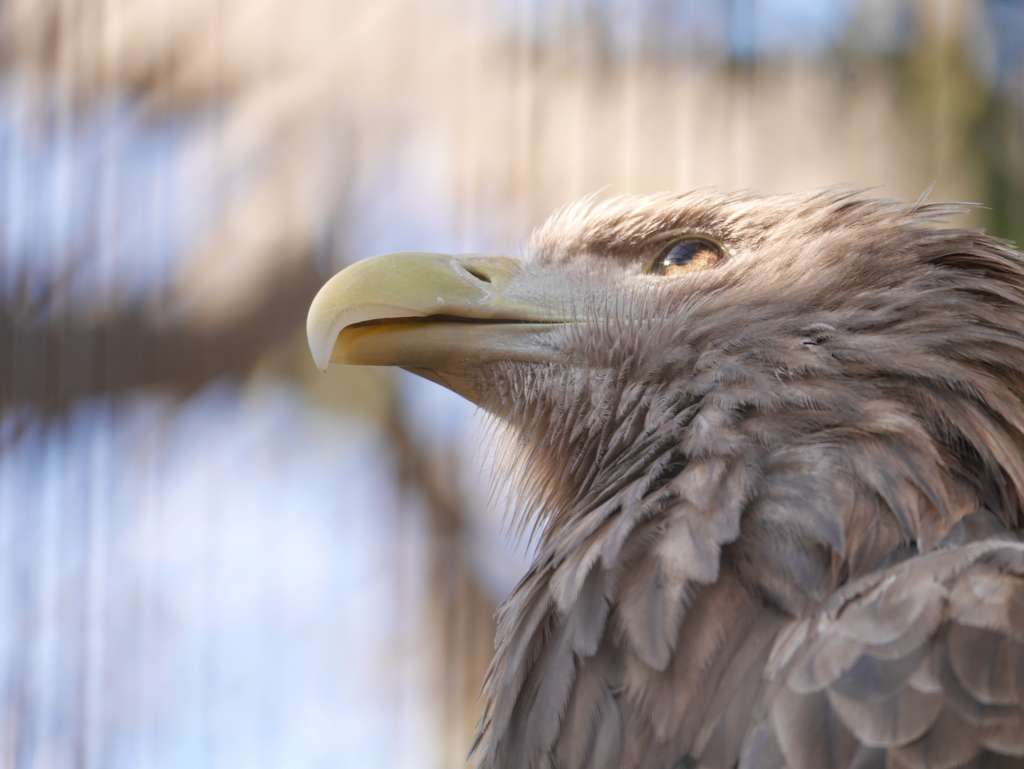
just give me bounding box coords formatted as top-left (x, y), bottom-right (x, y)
top-left (0, 0), bottom-right (1022, 766)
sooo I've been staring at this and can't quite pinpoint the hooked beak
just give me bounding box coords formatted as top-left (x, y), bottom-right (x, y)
top-left (307, 252), bottom-right (569, 391)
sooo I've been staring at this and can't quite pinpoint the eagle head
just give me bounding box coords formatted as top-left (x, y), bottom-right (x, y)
top-left (307, 188), bottom-right (1024, 768)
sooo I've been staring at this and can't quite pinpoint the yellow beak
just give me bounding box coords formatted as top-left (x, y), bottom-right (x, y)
top-left (307, 252), bottom-right (568, 374)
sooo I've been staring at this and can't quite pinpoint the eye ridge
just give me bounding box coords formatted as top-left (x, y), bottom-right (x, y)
top-left (648, 236), bottom-right (725, 277)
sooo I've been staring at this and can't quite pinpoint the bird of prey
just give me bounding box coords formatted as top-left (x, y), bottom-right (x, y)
top-left (307, 188), bottom-right (1024, 769)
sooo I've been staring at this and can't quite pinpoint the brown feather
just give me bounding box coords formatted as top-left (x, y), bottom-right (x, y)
top-left (466, 188), bottom-right (1024, 768)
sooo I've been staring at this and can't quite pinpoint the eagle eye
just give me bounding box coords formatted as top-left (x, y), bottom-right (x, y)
top-left (648, 237), bottom-right (724, 277)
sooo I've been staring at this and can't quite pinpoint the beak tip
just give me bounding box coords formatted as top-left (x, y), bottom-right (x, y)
top-left (308, 326), bottom-right (336, 372)
top-left (307, 303), bottom-right (337, 373)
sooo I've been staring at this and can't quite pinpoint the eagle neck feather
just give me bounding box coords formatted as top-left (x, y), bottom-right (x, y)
top-left (473, 190), bottom-right (1024, 768)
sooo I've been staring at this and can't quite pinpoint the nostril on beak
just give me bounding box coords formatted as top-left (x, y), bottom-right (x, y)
top-left (465, 266), bottom-right (492, 283)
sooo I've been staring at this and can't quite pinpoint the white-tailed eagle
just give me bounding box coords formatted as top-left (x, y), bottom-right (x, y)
top-left (308, 188), bottom-right (1024, 769)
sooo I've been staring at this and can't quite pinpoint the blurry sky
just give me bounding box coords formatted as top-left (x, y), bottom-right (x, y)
top-left (1, 1), bottom-right (1022, 767)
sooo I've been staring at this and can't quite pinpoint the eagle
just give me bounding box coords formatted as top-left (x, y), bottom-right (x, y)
top-left (307, 188), bottom-right (1024, 769)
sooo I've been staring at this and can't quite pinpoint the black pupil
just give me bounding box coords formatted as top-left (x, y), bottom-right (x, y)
top-left (664, 241), bottom-right (702, 266)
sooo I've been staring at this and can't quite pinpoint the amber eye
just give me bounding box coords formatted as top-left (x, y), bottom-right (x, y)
top-left (648, 238), bottom-right (725, 276)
